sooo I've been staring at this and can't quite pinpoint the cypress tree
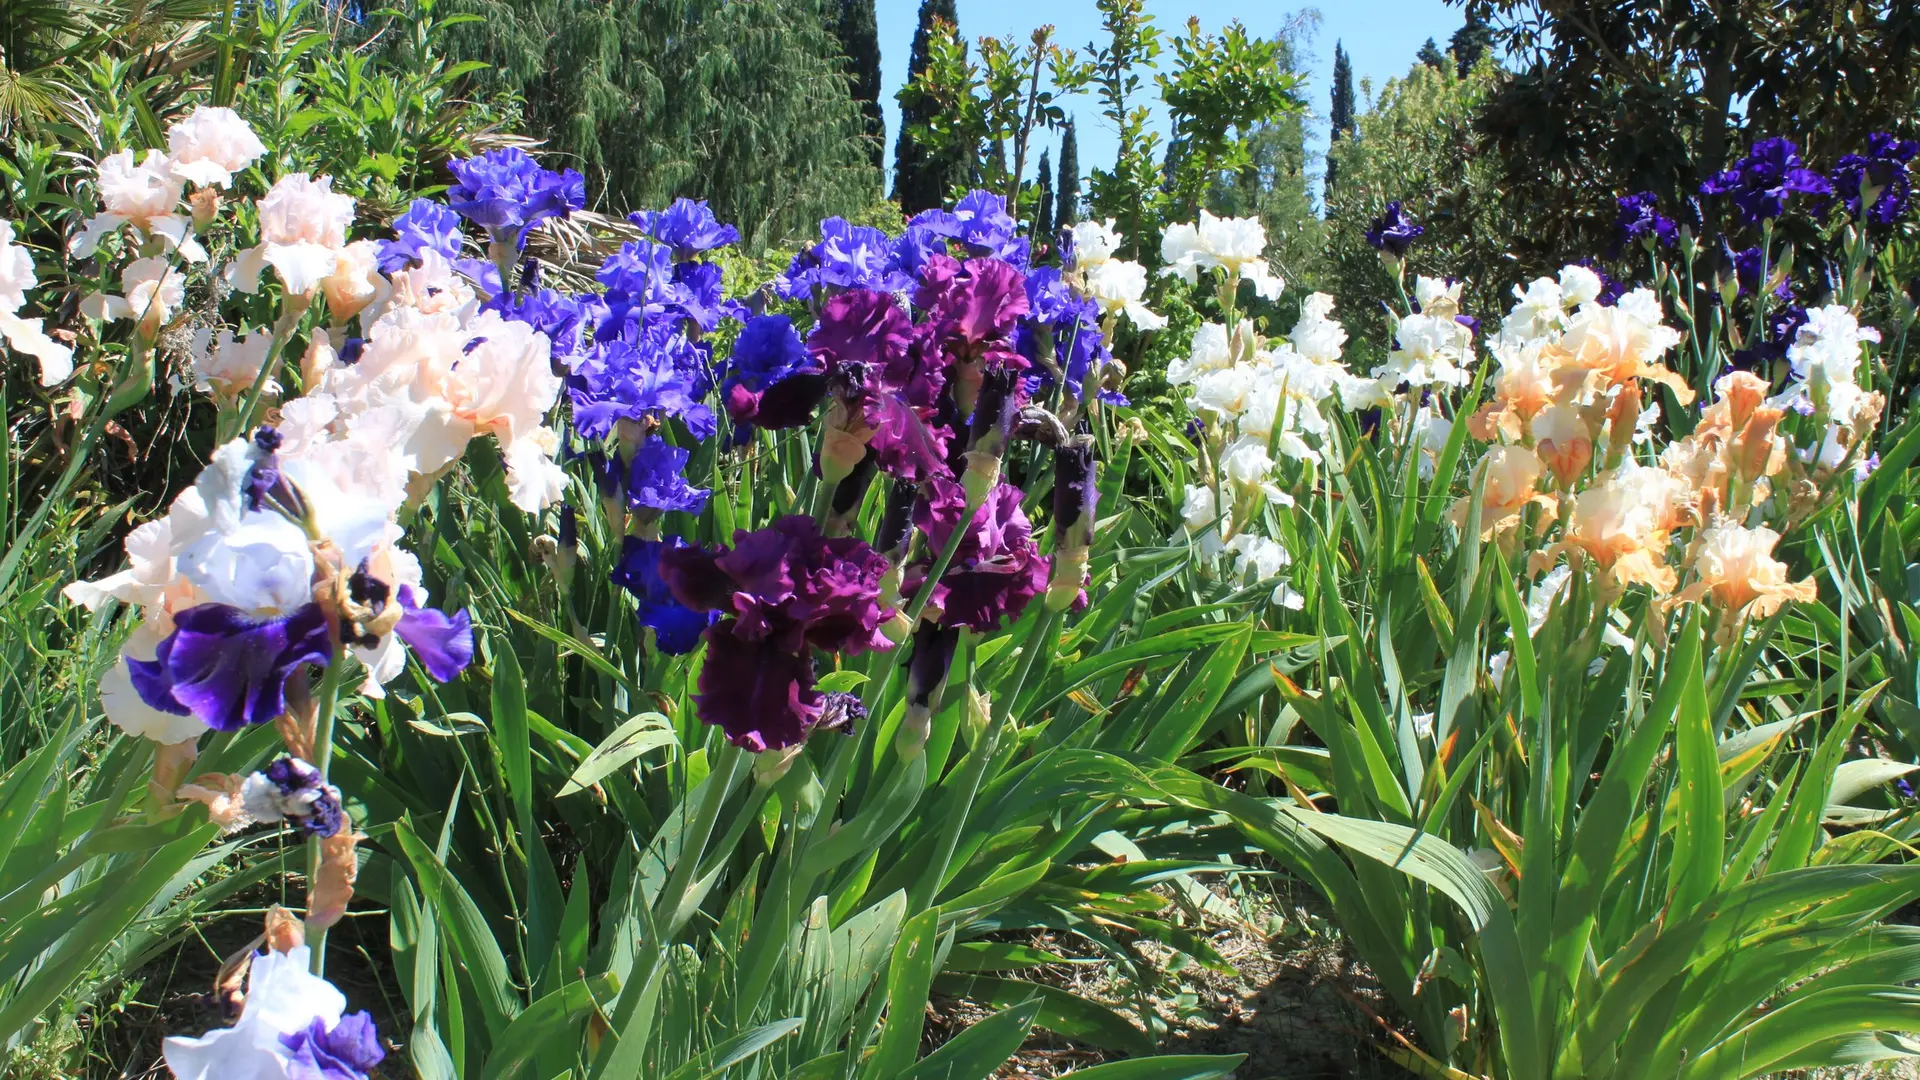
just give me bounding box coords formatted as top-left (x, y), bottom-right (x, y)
top-left (892, 0), bottom-right (960, 213)
top-left (1327, 42), bottom-right (1355, 198)
top-left (1450, 6), bottom-right (1494, 76)
top-left (1055, 118), bottom-right (1080, 228)
top-left (1034, 147), bottom-right (1054, 250)
top-left (1417, 38), bottom-right (1445, 70)
top-left (832, 0), bottom-right (885, 173)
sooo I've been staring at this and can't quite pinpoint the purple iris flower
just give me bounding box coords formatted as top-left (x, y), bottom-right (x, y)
top-left (626, 436), bottom-right (710, 515)
top-left (393, 586), bottom-right (474, 683)
top-left (1700, 137), bottom-right (1832, 226)
top-left (1725, 243), bottom-right (1795, 301)
top-left (569, 325), bottom-right (715, 440)
top-left (1829, 133), bottom-right (1920, 225)
top-left (909, 190), bottom-right (1028, 266)
top-left (902, 477), bottom-right (1050, 633)
top-left (1609, 191), bottom-right (1677, 256)
top-left (915, 255), bottom-right (1030, 367)
top-left (775, 218), bottom-right (912, 299)
top-left (1364, 201), bottom-right (1423, 257)
top-left (281, 1011), bottom-right (384, 1080)
top-left (659, 517), bottom-right (895, 751)
top-left (630, 198), bottom-right (741, 261)
top-left (484, 287), bottom-right (588, 366)
top-left (128, 603), bottom-right (333, 732)
top-left (611, 537), bottom-right (715, 655)
top-left (1017, 267), bottom-right (1111, 402)
top-left (597, 239), bottom-right (677, 299)
top-left (378, 198), bottom-right (464, 273)
top-left (446, 148), bottom-right (586, 249)
top-left (721, 314), bottom-right (824, 433)
top-left (808, 289), bottom-right (952, 481)
top-left (261, 756), bottom-right (345, 839)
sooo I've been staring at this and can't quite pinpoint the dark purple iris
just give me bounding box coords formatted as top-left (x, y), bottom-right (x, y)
top-left (128, 603), bottom-right (333, 732)
top-left (1609, 191), bottom-right (1677, 256)
top-left (626, 435), bottom-right (709, 515)
top-left (611, 536), bottom-right (715, 655)
top-left (630, 198), bottom-right (741, 261)
top-left (659, 517), bottom-right (895, 750)
top-left (1700, 137), bottom-right (1832, 226)
top-left (915, 255), bottom-right (1031, 366)
top-left (261, 756), bottom-right (344, 839)
top-left (1829, 133), bottom-right (1920, 225)
top-left (808, 290), bottom-right (952, 482)
top-left (903, 477), bottom-right (1050, 633)
top-left (905, 622), bottom-right (960, 714)
top-left (281, 1011), bottom-right (384, 1080)
top-left (378, 198), bottom-right (464, 273)
top-left (1724, 242), bottom-right (1794, 301)
top-left (1053, 436), bottom-right (1098, 547)
top-left (1364, 201), bottom-right (1423, 258)
top-left (446, 148), bottom-right (585, 249)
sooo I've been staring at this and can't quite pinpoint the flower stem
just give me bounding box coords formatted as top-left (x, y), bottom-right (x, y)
top-left (231, 302), bottom-right (306, 441)
top-left (306, 658), bottom-right (345, 975)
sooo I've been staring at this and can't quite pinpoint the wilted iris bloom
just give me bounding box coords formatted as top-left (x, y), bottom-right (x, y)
top-left (447, 147), bottom-right (585, 250)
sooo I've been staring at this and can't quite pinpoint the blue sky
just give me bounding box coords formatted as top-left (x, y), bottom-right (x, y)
top-left (875, 0), bottom-right (1466, 201)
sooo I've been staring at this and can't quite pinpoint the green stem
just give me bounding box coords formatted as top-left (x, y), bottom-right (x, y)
top-left (231, 303), bottom-right (307, 441)
top-left (306, 657), bottom-right (345, 975)
top-left (908, 607), bottom-right (1057, 910)
top-left (656, 742), bottom-right (749, 941)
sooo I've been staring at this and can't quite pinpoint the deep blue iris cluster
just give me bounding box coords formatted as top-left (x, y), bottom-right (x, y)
top-left (1364, 201), bottom-right (1424, 258)
top-left (1829, 133), bottom-right (1920, 225)
top-left (1699, 137), bottom-right (1831, 226)
top-left (1609, 191), bottom-right (1677, 256)
top-left (1017, 267), bottom-right (1124, 406)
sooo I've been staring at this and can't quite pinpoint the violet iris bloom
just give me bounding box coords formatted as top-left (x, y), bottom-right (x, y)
top-left (626, 435), bottom-right (710, 515)
top-left (378, 198), bottom-right (464, 273)
top-left (280, 1011), bottom-right (385, 1080)
top-left (1829, 133), bottom-right (1920, 225)
top-left (128, 603), bottom-right (333, 732)
top-left (1700, 137), bottom-right (1831, 226)
top-left (631, 198), bottom-right (740, 260)
top-left (807, 289), bottom-right (952, 481)
top-left (1609, 191), bottom-right (1677, 256)
top-left (1364, 202), bottom-right (1423, 258)
top-left (446, 148), bottom-right (585, 249)
top-left (776, 218), bottom-right (913, 299)
top-left (720, 314), bottom-right (822, 433)
top-left (393, 586), bottom-right (475, 683)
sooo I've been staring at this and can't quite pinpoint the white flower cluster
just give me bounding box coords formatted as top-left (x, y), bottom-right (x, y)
top-left (1161, 217), bottom-right (1348, 610)
top-left (1778, 304), bottom-right (1880, 474)
top-left (1160, 210), bottom-right (1285, 302)
top-left (1068, 219), bottom-right (1167, 330)
top-left (1339, 277), bottom-right (1480, 409)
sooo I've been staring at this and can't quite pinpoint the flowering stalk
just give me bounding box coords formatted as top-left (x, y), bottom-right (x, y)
top-left (303, 646), bottom-right (345, 975)
top-left (228, 297), bottom-right (309, 441)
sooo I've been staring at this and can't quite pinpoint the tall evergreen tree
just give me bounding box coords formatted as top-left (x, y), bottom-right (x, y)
top-left (437, 0), bottom-right (875, 248)
top-left (1327, 42), bottom-right (1355, 198)
top-left (1449, 6), bottom-right (1493, 76)
top-left (892, 0), bottom-right (961, 213)
top-left (1417, 38), bottom-right (1446, 69)
top-left (831, 0), bottom-right (885, 173)
top-left (1055, 119), bottom-right (1080, 228)
top-left (1034, 147), bottom-right (1054, 250)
